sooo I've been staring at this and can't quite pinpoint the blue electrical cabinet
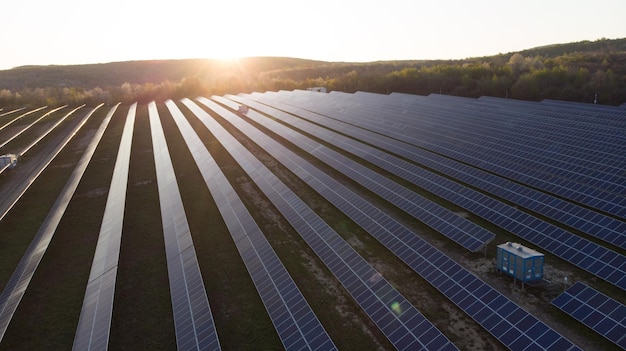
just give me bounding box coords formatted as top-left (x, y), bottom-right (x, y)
top-left (497, 242), bottom-right (544, 282)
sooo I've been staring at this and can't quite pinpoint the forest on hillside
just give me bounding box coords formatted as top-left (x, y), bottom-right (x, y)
top-left (0, 38), bottom-right (624, 106)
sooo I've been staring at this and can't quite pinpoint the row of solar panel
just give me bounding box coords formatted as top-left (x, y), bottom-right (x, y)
top-left (367, 92), bottom-right (626, 160)
top-left (271, 91), bottom-right (626, 219)
top-left (235, 93), bottom-right (626, 252)
top-left (212, 95), bottom-right (494, 253)
top-left (404, 94), bottom-right (625, 162)
top-left (552, 282), bottom-right (626, 349)
top-left (164, 100), bottom-right (337, 350)
top-left (0, 105), bottom-right (108, 342)
top-left (276, 89), bottom-right (626, 202)
top-left (187, 98), bottom-right (459, 351)
top-left (326, 94), bottom-right (626, 217)
top-left (298, 90), bottom-right (626, 145)
top-left (203, 96), bottom-right (581, 351)
top-left (237, 93), bottom-right (626, 290)
top-left (256, 97), bottom-right (626, 252)
top-left (147, 103), bottom-right (221, 351)
top-left (403, 99), bottom-right (626, 194)
top-left (0, 107), bottom-right (77, 179)
top-left (0, 106), bottom-right (98, 220)
top-left (239, 93), bottom-right (626, 252)
top-left (324, 91), bottom-right (626, 218)
top-left (0, 106), bottom-right (84, 161)
top-left (0, 107), bottom-right (39, 129)
top-left (73, 103), bottom-right (131, 351)
top-left (480, 96), bottom-right (626, 129)
top-left (350, 94), bottom-right (626, 217)
top-left (282, 89), bottom-right (624, 224)
top-left (0, 106), bottom-right (53, 146)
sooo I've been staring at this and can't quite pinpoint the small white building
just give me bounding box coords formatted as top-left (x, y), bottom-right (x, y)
top-left (0, 154), bottom-right (17, 169)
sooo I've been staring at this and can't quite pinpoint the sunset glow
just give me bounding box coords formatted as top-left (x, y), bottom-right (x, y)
top-left (1, 0), bottom-right (625, 69)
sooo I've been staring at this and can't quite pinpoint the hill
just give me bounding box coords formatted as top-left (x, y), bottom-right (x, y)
top-left (0, 57), bottom-right (324, 90)
top-left (0, 37), bottom-right (625, 106)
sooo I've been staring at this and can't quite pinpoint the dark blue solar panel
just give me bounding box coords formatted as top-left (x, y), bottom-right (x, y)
top-left (552, 282), bottom-right (626, 349)
top-left (0, 104), bottom-right (110, 342)
top-left (211, 95), bottom-right (494, 252)
top-left (164, 100), bottom-right (336, 349)
top-left (241, 94), bottom-right (626, 226)
top-left (195, 96), bottom-right (582, 351)
top-left (73, 104), bottom-right (131, 351)
top-left (0, 105), bottom-right (68, 150)
top-left (148, 102), bottom-right (220, 350)
top-left (183, 98), bottom-right (457, 351)
top-left (229, 94), bottom-right (626, 291)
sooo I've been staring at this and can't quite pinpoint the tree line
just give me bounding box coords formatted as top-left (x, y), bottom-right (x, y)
top-left (0, 38), bottom-right (624, 107)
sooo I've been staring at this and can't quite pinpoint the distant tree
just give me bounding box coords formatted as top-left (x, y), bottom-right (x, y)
top-left (507, 53), bottom-right (526, 76)
top-left (511, 73), bottom-right (537, 100)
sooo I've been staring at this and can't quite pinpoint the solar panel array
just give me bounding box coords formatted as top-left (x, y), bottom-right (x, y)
top-left (0, 106), bottom-right (46, 133)
top-left (3, 90), bottom-right (622, 350)
top-left (210, 95), bottom-right (494, 252)
top-left (148, 102), bottom-right (220, 351)
top-left (195, 97), bottom-right (581, 351)
top-left (0, 105), bottom-right (105, 222)
top-left (183, 98), bottom-right (458, 351)
top-left (164, 100), bottom-right (337, 350)
top-left (241, 92), bottom-right (626, 291)
top-left (383, 93), bottom-right (625, 204)
top-left (18, 105), bottom-right (86, 157)
top-left (552, 282), bottom-right (626, 349)
top-left (0, 105), bottom-right (73, 176)
top-left (258, 90), bottom-right (625, 218)
top-left (72, 104), bottom-right (134, 351)
top-left (234, 94), bottom-right (625, 251)
top-left (0, 105), bottom-right (106, 341)
top-left (0, 107), bottom-right (26, 120)
top-left (360, 92), bottom-right (625, 219)
top-left (0, 105), bottom-right (66, 149)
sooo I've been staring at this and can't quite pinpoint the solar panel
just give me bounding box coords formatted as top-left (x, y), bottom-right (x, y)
top-left (182, 98), bottom-right (458, 351)
top-left (0, 107), bottom-right (26, 119)
top-left (552, 282), bottom-right (626, 349)
top-left (192, 97), bottom-right (582, 351)
top-left (210, 96), bottom-right (494, 252)
top-left (366, 95), bottom-right (626, 217)
top-left (261, 91), bottom-right (626, 219)
top-left (0, 105), bottom-right (107, 342)
top-left (0, 106), bottom-right (47, 133)
top-left (164, 100), bottom-right (336, 350)
top-left (241, 92), bottom-right (626, 291)
top-left (232, 94), bottom-right (626, 251)
top-left (72, 103), bottom-right (134, 351)
top-left (148, 102), bottom-right (220, 351)
top-left (0, 105), bottom-right (66, 149)
top-left (346, 92), bottom-right (625, 167)
top-left (433, 95), bottom-right (625, 145)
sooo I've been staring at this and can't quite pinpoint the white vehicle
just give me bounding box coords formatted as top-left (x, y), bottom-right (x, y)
top-left (0, 154), bottom-right (17, 169)
top-left (237, 105), bottom-right (249, 114)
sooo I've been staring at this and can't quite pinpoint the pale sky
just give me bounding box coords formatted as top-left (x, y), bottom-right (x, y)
top-left (1, 0), bottom-right (625, 70)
